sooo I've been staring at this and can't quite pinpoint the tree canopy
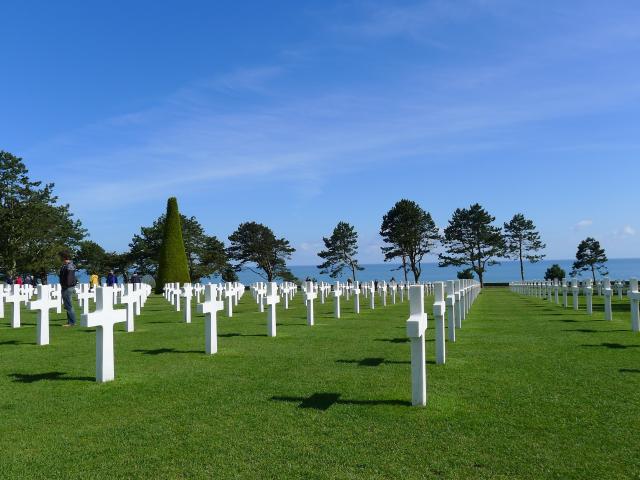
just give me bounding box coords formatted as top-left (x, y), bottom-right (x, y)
top-left (129, 210), bottom-right (233, 282)
top-left (439, 203), bottom-right (505, 287)
top-left (544, 264), bottom-right (566, 281)
top-left (503, 213), bottom-right (546, 282)
top-left (317, 221), bottom-right (363, 281)
top-left (155, 197), bottom-right (191, 293)
top-left (571, 237), bottom-right (608, 283)
top-left (0, 151), bottom-right (86, 280)
top-left (380, 199), bottom-right (439, 282)
top-left (227, 222), bottom-right (295, 282)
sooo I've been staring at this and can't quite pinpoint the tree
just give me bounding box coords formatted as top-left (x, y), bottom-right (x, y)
top-left (129, 212), bottom-right (233, 282)
top-left (0, 151), bottom-right (86, 280)
top-left (76, 240), bottom-right (107, 275)
top-left (380, 199), bottom-right (440, 282)
top-left (317, 221), bottom-right (364, 281)
top-left (103, 251), bottom-right (134, 282)
top-left (155, 197), bottom-right (190, 293)
top-left (503, 213), bottom-right (546, 282)
top-left (457, 268), bottom-right (475, 280)
top-left (439, 203), bottom-right (505, 287)
top-left (227, 222), bottom-right (295, 282)
top-left (571, 237), bottom-right (608, 283)
top-left (544, 264), bottom-right (566, 281)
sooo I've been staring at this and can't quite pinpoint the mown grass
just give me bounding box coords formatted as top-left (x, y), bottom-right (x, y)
top-left (0, 288), bottom-right (638, 479)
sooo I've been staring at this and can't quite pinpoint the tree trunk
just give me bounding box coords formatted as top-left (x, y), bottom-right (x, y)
top-left (519, 253), bottom-right (525, 282)
top-left (402, 256), bottom-right (408, 283)
top-left (478, 270), bottom-right (484, 288)
top-left (591, 265), bottom-right (596, 285)
top-left (351, 264), bottom-right (357, 283)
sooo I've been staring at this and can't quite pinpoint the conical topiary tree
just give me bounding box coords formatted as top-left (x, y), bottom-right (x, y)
top-left (155, 197), bottom-right (190, 293)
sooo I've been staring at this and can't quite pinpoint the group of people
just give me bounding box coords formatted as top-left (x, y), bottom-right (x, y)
top-left (4, 274), bottom-right (42, 287)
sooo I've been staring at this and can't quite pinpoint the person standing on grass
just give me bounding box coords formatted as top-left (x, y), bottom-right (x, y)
top-left (106, 270), bottom-right (117, 287)
top-left (59, 250), bottom-right (78, 327)
top-left (90, 272), bottom-right (99, 290)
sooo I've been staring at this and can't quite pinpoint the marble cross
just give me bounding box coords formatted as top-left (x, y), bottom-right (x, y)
top-left (76, 284), bottom-right (94, 315)
top-left (406, 285), bottom-right (428, 407)
top-left (225, 282), bottom-right (234, 317)
top-left (629, 279), bottom-right (639, 333)
top-left (571, 279), bottom-right (580, 310)
top-left (27, 284), bottom-right (55, 345)
top-left (304, 281), bottom-right (317, 326)
top-left (6, 285), bottom-right (23, 328)
top-left (333, 283), bottom-right (342, 319)
top-left (81, 286), bottom-right (126, 383)
top-left (182, 283), bottom-right (194, 323)
top-left (265, 282), bottom-right (280, 337)
top-left (584, 279), bottom-right (593, 315)
top-left (353, 281), bottom-right (361, 314)
top-left (197, 284), bottom-right (225, 354)
top-left (445, 280), bottom-right (456, 342)
top-left (369, 281), bottom-right (376, 309)
top-left (603, 278), bottom-right (613, 321)
top-left (119, 284), bottom-right (137, 332)
top-left (433, 282), bottom-right (446, 365)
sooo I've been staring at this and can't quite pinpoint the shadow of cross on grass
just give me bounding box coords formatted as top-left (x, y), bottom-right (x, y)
top-left (336, 357), bottom-right (435, 367)
top-left (9, 372), bottom-right (94, 383)
top-left (581, 343), bottom-right (640, 350)
top-left (133, 348), bottom-right (203, 355)
top-left (271, 393), bottom-right (411, 411)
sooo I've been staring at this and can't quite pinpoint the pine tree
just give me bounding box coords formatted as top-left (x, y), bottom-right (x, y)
top-left (155, 197), bottom-right (190, 293)
top-left (379, 199), bottom-right (440, 282)
top-left (571, 237), bottom-right (608, 283)
top-left (439, 203), bottom-right (505, 287)
top-left (503, 213), bottom-right (546, 282)
top-left (317, 221), bottom-right (364, 281)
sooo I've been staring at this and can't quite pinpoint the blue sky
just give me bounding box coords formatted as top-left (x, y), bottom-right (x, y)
top-left (2, 0), bottom-right (639, 265)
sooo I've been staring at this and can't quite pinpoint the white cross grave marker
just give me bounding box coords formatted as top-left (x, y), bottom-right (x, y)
top-left (433, 282), bottom-right (446, 365)
top-left (81, 286), bottom-right (126, 383)
top-left (6, 285), bottom-right (23, 328)
top-left (305, 281), bottom-right (317, 326)
top-left (265, 282), bottom-right (280, 337)
top-left (197, 284), bottom-right (225, 354)
top-left (445, 280), bottom-right (456, 342)
top-left (406, 285), bottom-right (428, 407)
top-left (119, 284), bottom-right (137, 332)
top-left (27, 284), bottom-right (55, 345)
top-left (353, 281), bottom-right (361, 314)
top-left (603, 278), bottom-right (613, 321)
top-left (182, 283), bottom-right (193, 323)
top-left (629, 279), bottom-right (639, 333)
top-left (333, 283), bottom-right (342, 319)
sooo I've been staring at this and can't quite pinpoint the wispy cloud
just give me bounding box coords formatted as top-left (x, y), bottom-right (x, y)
top-left (613, 225), bottom-right (636, 238)
top-left (573, 219), bottom-right (593, 231)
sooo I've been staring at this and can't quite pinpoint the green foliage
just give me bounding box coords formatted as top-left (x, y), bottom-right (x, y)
top-left (571, 237), bottom-right (608, 283)
top-left (155, 197), bottom-right (190, 293)
top-left (439, 203), bottom-right (505, 286)
top-left (380, 199), bottom-right (439, 282)
top-left (0, 151), bottom-right (86, 279)
top-left (75, 240), bottom-right (107, 275)
top-left (317, 221), bottom-right (363, 281)
top-left (129, 211), bottom-right (232, 282)
top-left (227, 221), bottom-right (295, 282)
top-left (544, 264), bottom-right (566, 281)
top-left (457, 268), bottom-right (475, 280)
top-left (503, 213), bottom-right (546, 281)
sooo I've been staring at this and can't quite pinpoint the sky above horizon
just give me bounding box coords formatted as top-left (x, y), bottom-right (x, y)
top-left (2, 1), bottom-right (639, 265)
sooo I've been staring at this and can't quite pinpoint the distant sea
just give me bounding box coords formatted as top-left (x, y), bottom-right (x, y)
top-left (224, 258), bottom-right (640, 285)
top-left (45, 258), bottom-right (640, 285)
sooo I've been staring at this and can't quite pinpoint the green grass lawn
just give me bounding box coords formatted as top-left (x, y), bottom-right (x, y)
top-left (1, 288), bottom-right (639, 479)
